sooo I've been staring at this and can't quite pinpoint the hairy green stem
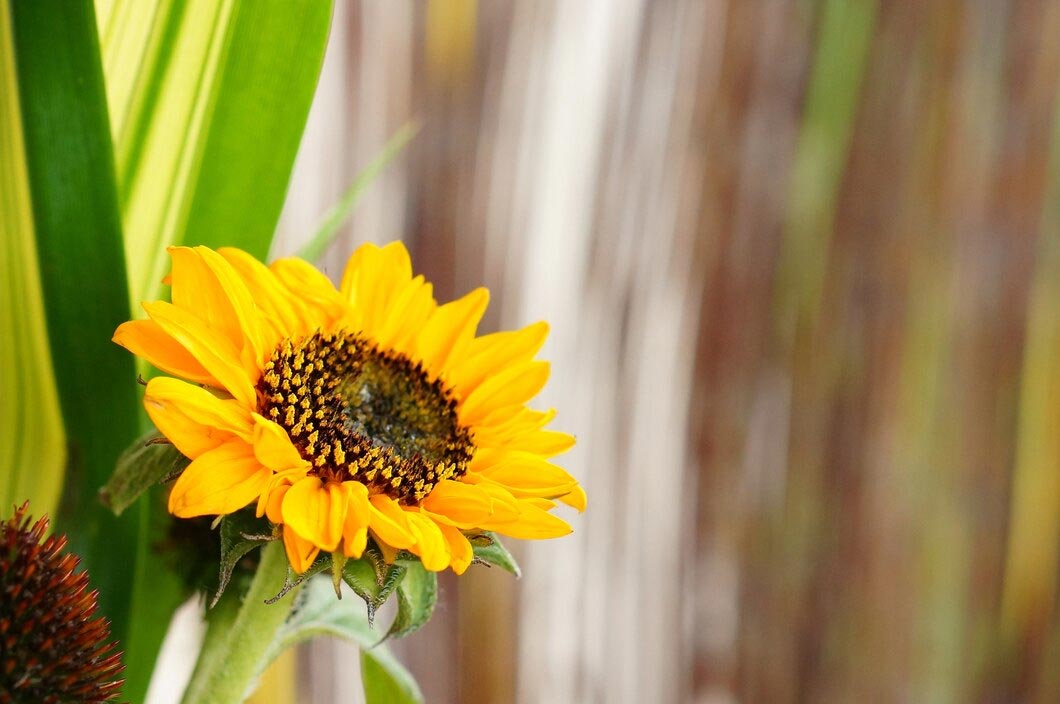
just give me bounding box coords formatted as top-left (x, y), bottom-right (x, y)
top-left (181, 541), bottom-right (297, 704)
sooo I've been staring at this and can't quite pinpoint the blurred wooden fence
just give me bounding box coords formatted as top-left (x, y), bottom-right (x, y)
top-left (273, 1), bottom-right (1060, 702)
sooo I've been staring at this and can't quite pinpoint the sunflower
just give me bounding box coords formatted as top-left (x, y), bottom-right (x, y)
top-left (113, 242), bottom-right (584, 575)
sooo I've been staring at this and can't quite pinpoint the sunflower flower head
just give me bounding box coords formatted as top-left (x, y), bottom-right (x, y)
top-left (114, 242), bottom-right (585, 576)
top-left (0, 503), bottom-right (124, 703)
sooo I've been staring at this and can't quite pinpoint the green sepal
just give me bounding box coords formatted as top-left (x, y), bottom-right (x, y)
top-left (385, 560), bottom-right (438, 641)
top-left (470, 532), bottom-right (522, 577)
top-left (342, 545), bottom-right (407, 626)
top-left (265, 550), bottom-right (332, 605)
top-left (212, 510), bottom-right (276, 607)
top-left (101, 431), bottom-right (188, 516)
top-left (261, 544), bottom-right (409, 626)
top-left (331, 550), bottom-right (348, 598)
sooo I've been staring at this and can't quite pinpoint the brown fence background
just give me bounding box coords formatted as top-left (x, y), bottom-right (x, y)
top-left (270, 1), bottom-right (1060, 701)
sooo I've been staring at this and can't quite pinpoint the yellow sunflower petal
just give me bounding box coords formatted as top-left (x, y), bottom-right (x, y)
top-left (283, 524), bottom-right (320, 574)
top-left (143, 377), bottom-right (253, 459)
top-left (263, 482), bottom-right (291, 523)
top-left (169, 247), bottom-right (269, 366)
top-left (488, 500), bottom-right (572, 540)
top-left (458, 360), bottom-right (550, 426)
top-left (437, 523), bottom-right (473, 575)
top-left (345, 525), bottom-right (369, 559)
top-left (168, 247), bottom-right (244, 347)
top-left (466, 447), bottom-right (515, 473)
top-left (113, 319), bottom-right (216, 386)
top-left (471, 453), bottom-right (579, 499)
top-left (143, 301), bottom-right (257, 406)
top-left (337, 244), bottom-right (375, 330)
top-left (448, 321), bottom-right (549, 399)
top-left (373, 535), bottom-right (401, 564)
top-left (416, 287), bottom-right (489, 377)
top-left (468, 404), bottom-right (526, 434)
top-left (469, 407), bottom-right (557, 448)
top-left (145, 377), bottom-right (253, 436)
top-left (372, 276), bottom-right (436, 355)
top-left (421, 479), bottom-right (494, 528)
top-left (339, 242), bottom-right (375, 296)
top-left (343, 481), bottom-right (371, 558)
top-left (405, 511), bottom-right (451, 572)
top-left (467, 481), bottom-right (520, 523)
top-left (340, 241), bottom-right (415, 333)
top-left (218, 246), bottom-right (308, 341)
top-left (167, 441), bottom-right (269, 518)
top-left (281, 477), bottom-right (347, 552)
top-left (520, 497), bottom-right (558, 510)
top-left (251, 413), bottom-right (309, 471)
top-left (270, 257), bottom-right (345, 324)
top-left (499, 429), bottom-right (576, 457)
top-left (558, 484), bottom-right (588, 512)
top-left (368, 495), bottom-right (415, 549)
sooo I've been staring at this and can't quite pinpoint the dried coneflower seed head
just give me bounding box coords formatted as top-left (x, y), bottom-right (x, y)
top-left (0, 503), bottom-right (123, 703)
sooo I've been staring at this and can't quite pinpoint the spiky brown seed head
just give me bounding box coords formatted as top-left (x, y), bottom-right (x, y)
top-left (0, 503), bottom-right (124, 703)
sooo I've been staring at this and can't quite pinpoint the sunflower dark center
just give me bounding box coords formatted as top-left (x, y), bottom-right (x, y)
top-left (257, 330), bottom-right (474, 504)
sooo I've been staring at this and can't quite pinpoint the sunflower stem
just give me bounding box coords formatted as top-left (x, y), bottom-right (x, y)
top-left (181, 541), bottom-right (298, 704)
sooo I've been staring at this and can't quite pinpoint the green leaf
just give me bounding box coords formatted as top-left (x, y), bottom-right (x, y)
top-left (262, 576), bottom-right (374, 663)
top-left (386, 561), bottom-right (438, 640)
top-left (9, 0), bottom-right (144, 656)
top-left (471, 532), bottom-right (522, 577)
top-left (0, 0), bottom-right (66, 519)
top-left (257, 576), bottom-right (423, 704)
top-left (101, 431), bottom-right (188, 516)
top-left (361, 646), bottom-right (423, 704)
top-left (214, 510), bottom-right (274, 607)
top-left (298, 120), bottom-right (421, 263)
top-left (97, 0), bottom-right (335, 301)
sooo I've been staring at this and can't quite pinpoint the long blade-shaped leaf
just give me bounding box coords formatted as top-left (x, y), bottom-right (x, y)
top-left (8, 0), bottom-right (141, 657)
top-left (97, 0), bottom-right (333, 301)
top-left (91, 2), bottom-right (334, 697)
top-left (0, 1), bottom-right (65, 518)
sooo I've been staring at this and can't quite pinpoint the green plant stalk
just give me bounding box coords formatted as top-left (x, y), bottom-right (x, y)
top-left (105, 0), bottom-right (334, 301)
top-left (181, 541), bottom-right (299, 704)
top-left (297, 120), bottom-right (421, 263)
